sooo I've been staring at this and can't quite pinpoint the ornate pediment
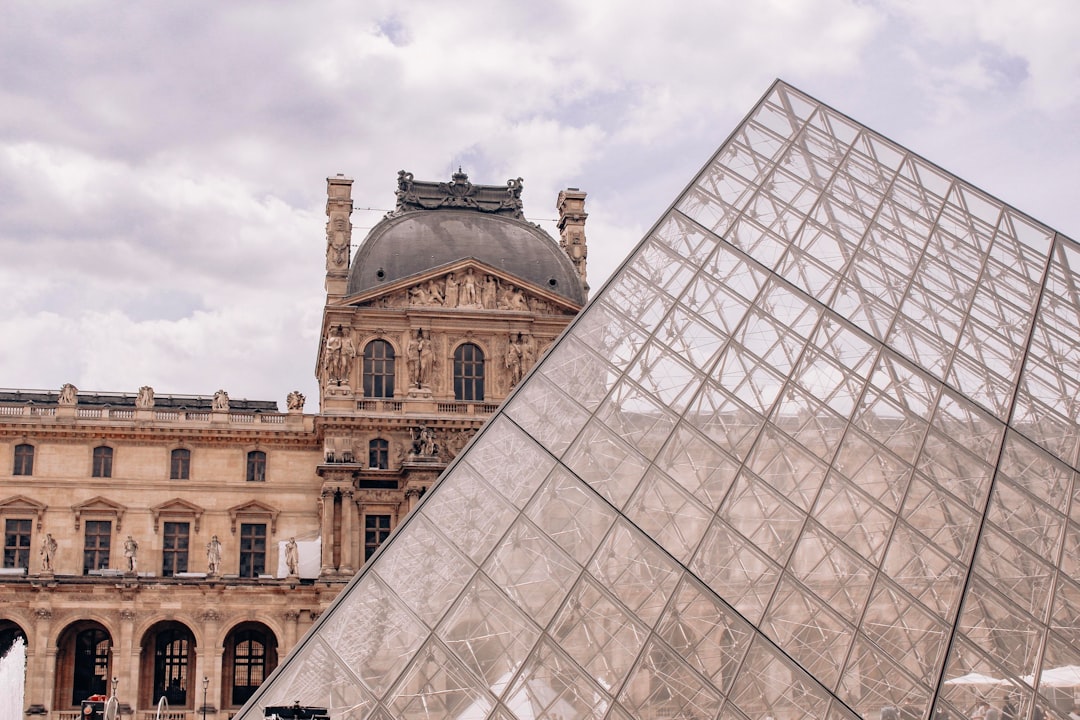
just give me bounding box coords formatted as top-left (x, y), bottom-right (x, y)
top-left (227, 500), bottom-right (279, 535)
top-left (150, 498), bottom-right (206, 533)
top-left (342, 260), bottom-right (580, 315)
top-left (71, 496), bottom-right (126, 531)
top-left (0, 495), bottom-right (47, 530)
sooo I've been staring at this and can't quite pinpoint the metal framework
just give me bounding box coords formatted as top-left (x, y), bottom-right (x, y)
top-left (236, 81), bottom-right (1080, 720)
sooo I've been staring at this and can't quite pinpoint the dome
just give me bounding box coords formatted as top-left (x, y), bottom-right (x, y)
top-left (346, 172), bottom-right (587, 305)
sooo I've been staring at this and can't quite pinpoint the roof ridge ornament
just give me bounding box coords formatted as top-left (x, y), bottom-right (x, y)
top-left (391, 169), bottom-right (526, 219)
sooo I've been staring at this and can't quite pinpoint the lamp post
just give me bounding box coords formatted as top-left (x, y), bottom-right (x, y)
top-left (202, 676), bottom-right (209, 720)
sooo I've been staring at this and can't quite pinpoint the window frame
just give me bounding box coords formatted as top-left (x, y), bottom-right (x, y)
top-left (364, 514), bottom-right (392, 561)
top-left (362, 339), bottom-right (396, 398)
top-left (170, 448), bottom-right (191, 480)
top-left (368, 438), bottom-right (389, 469)
top-left (82, 520), bottom-right (112, 575)
top-left (13, 443), bottom-right (34, 476)
top-left (453, 342), bottom-right (485, 401)
top-left (238, 522), bottom-right (267, 578)
top-left (161, 521), bottom-right (190, 577)
top-left (3, 518), bottom-right (31, 569)
top-left (245, 450), bottom-right (266, 483)
top-left (91, 446), bottom-right (113, 478)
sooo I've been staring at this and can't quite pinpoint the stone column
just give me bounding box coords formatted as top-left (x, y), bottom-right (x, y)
top-left (282, 610), bottom-right (300, 654)
top-left (339, 489), bottom-right (355, 574)
top-left (319, 487), bottom-right (335, 575)
top-left (118, 608), bottom-right (137, 712)
top-left (197, 609), bottom-right (222, 717)
top-left (27, 608), bottom-right (53, 715)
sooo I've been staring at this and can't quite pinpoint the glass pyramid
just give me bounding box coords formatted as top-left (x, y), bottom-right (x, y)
top-left (239, 81), bottom-right (1080, 720)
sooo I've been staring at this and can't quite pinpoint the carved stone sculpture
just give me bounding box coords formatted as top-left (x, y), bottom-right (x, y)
top-left (40, 533), bottom-right (57, 572)
top-left (322, 326), bottom-right (355, 385)
top-left (136, 385), bottom-right (155, 409)
top-left (406, 329), bottom-right (433, 388)
top-left (410, 425), bottom-right (438, 456)
top-left (212, 389), bottom-right (230, 411)
top-left (326, 217), bottom-right (349, 269)
top-left (206, 535), bottom-right (223, 575)
top-left (287, 390), bottom-right (305, 412)
top-left (285, 538), bottom-right (299, 576)
top-left (460, 268), bottom-right (479, 306)
top-left (58, 383), bottom-right (78, 406)
top-left (482, 274), bottom-right (498, 309)
top-left (123, 535), bottom-right (138, 572)
top-left (445, 273), bottom-right (459, 307)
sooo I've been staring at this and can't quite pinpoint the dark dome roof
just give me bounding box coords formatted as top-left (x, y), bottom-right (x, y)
top-left (347, 209), bottom-right (586, 304)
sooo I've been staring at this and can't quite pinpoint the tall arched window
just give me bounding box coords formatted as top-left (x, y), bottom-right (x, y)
top-left (226, 626), bottom-right (277, 706)
top-left (454, 343), bottom-right (485, 401)
top-left (13, 443), bottom-right (34, 476)
top-left (91, 446), bottom-right (113, 478)
top-left (363, 340), bottom-right (395, 398)
top-left (157, 629), bottom-right (190, 705)
top-left (72, 627), bottom-right (111, 704)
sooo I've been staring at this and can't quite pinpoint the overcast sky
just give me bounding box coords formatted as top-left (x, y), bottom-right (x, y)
top-left (1, 1), bottom-right (1078, 410)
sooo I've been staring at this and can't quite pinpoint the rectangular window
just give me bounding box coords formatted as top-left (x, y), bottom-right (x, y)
top-left (13, 444), bottom-right (34, 476)
top-left (364, 514), bottom-right (392, 561)
top-left (162, 522), bottom-right (190, 577)
top-left (3, 519), bottom-right (31, 569)
top-left (92, 447), bottom-right (113, 478)
top-left (239, 523), bottom-right (266, 578)
top-left (170, 449), bottom-right (191, 480)
top-left (83, 520), bottom-right (111, 574)
top-left (246, 451), bottom-right (266, 482)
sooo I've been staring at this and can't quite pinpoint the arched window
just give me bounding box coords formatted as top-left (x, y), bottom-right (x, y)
top-left (224, 624), bottom-right (277, 708)
top-left (13, 443), bottom-right (34, 476)
top-left (155, 628), bottom-right (192, 706)
top-left (227, 627), bottom-right (277, 706)
top-left (454, 343), bottom-right (485, 401)
top-left (368, 439), bottom-right (389, 469)
top-left (246, 451), bottom-right (266, 482)
top-left (91, 446), bottom-right (113, 478)
top-left (170, 448), bottom-right (191, 480)
top-left (72, 627), bottom-right (111, 704)
top-left (363, 339), bottom-right (396, 398)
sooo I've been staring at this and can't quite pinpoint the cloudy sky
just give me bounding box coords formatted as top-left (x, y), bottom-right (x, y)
top-left (2, 1), bottom-right (1078, 410)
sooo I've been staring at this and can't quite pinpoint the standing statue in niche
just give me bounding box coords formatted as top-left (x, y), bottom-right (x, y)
top-left (136, 385), bottom-right (155, 409)
top-left (284, 537), bottom-right (299, 576)
top-left (505, 332), bottom-right (536, 386)
top-left (58, 383), bottom-right (78, 406)
top-left (322, 326), bottom-right (356, 385)
top-left (212, 389), bottom-right (230, 411)
top-left (40, 533), bottom-right (57, 572)
top-left (123, 535), bottom-right (139, 572)
top-left (406, 329), bottom-right (433, 388)
top-left (206, 535), bottom-right (223, 575)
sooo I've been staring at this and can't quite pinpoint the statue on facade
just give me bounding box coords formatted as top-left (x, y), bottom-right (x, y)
top-left (460, 268), bottom-right (479, 306)
top-left (425, 279), bottom-right (444, 306)
top-left (212, 389), bottom-right (230, 411)
top-left (482, 274), bottom-right (498, 309)
top-left (410, 425), bottom-right (438, 456)
top-left (406, 329), bottom-right (433, 388)
top-left (287, 390), bottom-right (305, 412)
top-left (123, 535), bottom-right (139, 572)
top-left (58, 383), bottom-right (78, 406)
top-left (136, 385), bottom-right (155, 409)
top-left (206, 535), bottom-right (223, 575)
top-left (322, 326), bottom-right (355, 385)
top-left (445, 273), bottom-right (459, 307)
top-left (39, 533), bottom-right (57, 572)
top-left (285, 538), bottom-right (299, 576)
top-left (505, 332), bottom-right (536, 387)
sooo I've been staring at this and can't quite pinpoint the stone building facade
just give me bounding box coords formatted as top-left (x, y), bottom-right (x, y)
top-left (0, 171), bottom-right (587, 718)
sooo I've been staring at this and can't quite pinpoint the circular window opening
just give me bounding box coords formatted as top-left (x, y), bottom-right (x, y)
top-left (548, 278), bottom-right (557, 287)
top-left (376, 268), bottom-right (386, 280)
